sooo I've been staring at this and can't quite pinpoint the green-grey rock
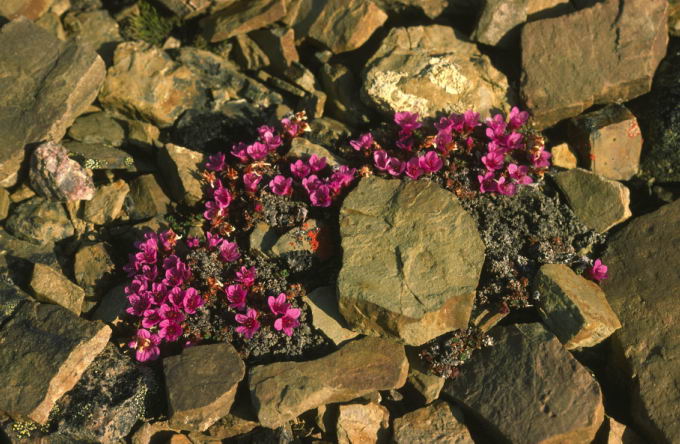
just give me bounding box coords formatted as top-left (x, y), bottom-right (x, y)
top-left (5, 197), bottom-right (74, 244)
top-left (534, 263), bottom-right (621, 349)
top-left (67, 112), bottom-right (125, 147)
top-left (337, 176), bottom-right (484, 345)
top-left (65, 140), bottom-right (135, 170)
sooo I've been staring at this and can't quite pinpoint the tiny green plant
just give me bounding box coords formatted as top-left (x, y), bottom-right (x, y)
top-left (124, 0), bottom-right (180, 47)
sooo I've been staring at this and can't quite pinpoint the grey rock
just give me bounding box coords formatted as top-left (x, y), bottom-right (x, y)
top-left (472, 0), bottom-right (527, 47)
top-left (304, 286), bottom-right (359, 345)
top-left (5, 197), bottom-right (74, 244)
top-left (29, 141), bottom-right (96, 201)
top-left (232, 34), bottom-right (270, 71)
top-left (67, 112), bottom-right (125, 147)
top-left (62, 9), bottom-right (122, 64)
top-left (250, 26), bottom-right (299, 74)
top-left (321, 63), bottom-right (370, 126)
top-left (82, 179), bottom-right (130, 225)
top-left (92, 283), bottom-right (127, 326)
top-left (127, 174), bottom-right (171, 221)
top-left (73, 242), bottom-right (116, 299)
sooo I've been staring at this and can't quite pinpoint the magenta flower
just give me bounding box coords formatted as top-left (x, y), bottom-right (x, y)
top-left (243, 172), bottom-right (262, 193)
top-left (507, 163), bottom-right (533, 185)
top-left (435, 116), bottom-right (455, 133)
top-left (330, 165), bottom-right (356, 188)
top-left (435, 131), bottom-right (453, 152)
top-left (290, 159), bottom-right (311, 179)
top-left (281, 117), bottom-right (301, 137)
top-left (481, 150), bottom-right (505, 171)
top-left (587, 259), bottom-right (608, 282)
top-left (485, 114), bottom-right (507, 139)
top-left (203, 200), bottom-right (220, 221)
top-left (126, 293), bottom-right (151, 316)
top-left (247, 142), bottom-right (269, 161)
top-left (269, 175), bottom-right (293, 196)
top-left (373, 150), bottom-right (389, 171)
top-left (213, 186), bottom-right (232, 209)
top-left (309, 185), bottom-right (332, 207)
top-left (531, 149), bottom-right (552, 168)
top-left (186, 236), bottom-right (199, 248)
top-left (308, 155), bottom-right (327, 172)
top-left (226, 284), bottom-right (248, 310)
top-left (386, 157), bottom-right (406, 176)
top-left (462, 109), bottom-right (481, 132)
top-left (138, 264), bottom-right (158, 283)
top-left (495, 176), bottom-right (517, 196)
top-left (274, 308), bottom-right (301, 337)
top-left (478, 172), bottom-right (497, 193)
top-left (219, 241), bottom-right (240, 262)
top-left (205, 152), bottom-right (226, 171)
top-left (141, 308), bottom-right (161, 329)
top-left (163, 257), bottom-right (191, 287)
top-left (508, 106), bottom-right (529, 130)
top-left (159, 320), bottom-right (183, 342)
top-left (350, 132), bottom-right (373, 151)
top-left (236, 266), bottom-right (257, 287)
top-left (396, 135), bottom-right (413, 151)
top-left (302, 175), bottom-right (323, 193)
top-left (231, 142), bottom-right (249, 162)
top-left (405, 157), bottom-right (424, 180)
top-left (419, 151), bottom-right (443, 173)
top-left (235, 308), bottom-right (261, 338)
top-left (394, 111), bottom-right (421, 135)
top-left (150, 282), bottom-right (169, 305)
top-left (128, 329), bottom-right (160, 362)
top-left (159, 303), bottom-right (186, 324)
top-left (268, 293), bottom-right (291, 316)
top-left (167, 286), bottom-right (184, 307)
top-left (258, 125), bottom-right (282, 151)
top-left (182, 287), bottom-right (204, 314)
top-left (205, 231), bottom-right (224, 249)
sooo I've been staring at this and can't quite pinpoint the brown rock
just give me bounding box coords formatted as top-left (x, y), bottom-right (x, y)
top-left (405, 348), bottom-right (445, 405)
top-left (471, 0), bottom-right (527, 47)
top-left (288, 137), bottom-right (346, 168)
top-left (30, 263), bottom-right (85, 315)
top-left (92, 283), bottom-right (127, 326)
top-left (567, 105), bottom-right (644, 181)
top-left (0, 0), bottom-right (54, 20)
top-left (521, 0), bottom-right (668, 128)
top-left (232, 34), bottom-right (270, 71)
top-left (443, 323), bottom-right (604, 444)
top-left (551, 142), bottom-right (578, 169)
top-left (187, 404), bottom-right (259, 442)
top-left (320, 63), bottom-right (370, 126)
top-left (601, 198), bottom-right (680, 443)
top-left (62, 9), bottom-right (122, 64)
top-left (0, 188), bottom-right (9, 221)
top-left (336, 402), bottom-right (389, 444)
top-left (157, 143), bottom-right (205, 206)
top-left (373, 0), bottom-right (448, 19)
top-left (534, 264), bottom-right (621, 349)
top-left (157, 0), bottom-right (211, 18)
top-left (127, 174), bottom-right (171, 220)
top-left (250, 26), bottom-right (299, 74)
top-left (5, 197), bottom-right (74, 245)
top-left (201, 0), bottom-right (286, 43)
top-left (0, 283), bottom-right (111, 424)
top-left (9, 184), bottom-right (35, 203)
top-left (304, 286), bottom-right (359, 345)
top-left (605, 417), bottom-right (645, 444)
top-left (73, 242), bottom-right (116, 298)
top-left (165, 343), bottom-right (245, 432)
top-left (393, 400), bottom-right (474, 444)
top-left (248, 336), bottom-right (408, 428)
top-left (82, 179), bottom-right (130, 225)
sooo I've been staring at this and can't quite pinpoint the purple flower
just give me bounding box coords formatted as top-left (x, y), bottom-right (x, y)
top-left (258, 125), bottom-right (282, 151)
top-left (405, 157), bottom-right (423, 180)
top-left (394, 111), bottom-right (421, 135)
top-left (495, 176), bottom-right (517, 196)
top-left (203, 200), bottom-right (220, 221)
top-left (350, 132), bottom-right (373, 151)
top-left (219, 241), bottom-right (240, 262)
top-left (236, 266), bottom-right (256, 287)
top-left (419, 151), bottom-right (443, 174)
top-left (435, 131), bottom-right (453, 152)
top-left (329, 165), bottom-right (356, 188)
top-left (507, 163), bottom-right (533, 185)
top-left (396, 135), bottom-right (413, 151)
top-left (308, 155), bottom-right (327, 172)
top-left (531, 149), bottom-right (552, 169)
top-left (226, 284), bottom-right (248, 310)
top-left (281, 117), bottom-right (301, 137)
top-left (163, 257), bottom-right (191, 287)
top-left (205, 231), bottom-right (224, 249)
top-left (150, 282), bottom-right (168, 305)
top-left (231, 142), bottom-right (249, 162)
top-left (158, 320), bottom-right (183, 342)
top-left (309, 184), bottom-right (332, 207)
top-left (386, 157), bottom-right (406, 176)
top-left (247, 142), bottom-right (269, 161)
top-left (213, 185), bottom-right (232, 209)
top-left (160, 229), bottom-right (177, 252)
top-left (462, 109), bottom-right (481, 132)
top-left (302, 175), bottom-right (323, 193)
top-left (587, 259), bottom-right (608, 282)
top-left (373, 150), bottom-right (389, 171)
top-left (485, 113), bottom-right (507, 139)
top-left (243, 172), bottom-right (262, 193)
top-left (126, 293), bottom-right (151, 316)
top-left (508, 106), bottom-right (529, 130)
top-left (138, 264), bottom-right (158, 283)
top-left (159, 303), bottom-right (186, 324)
top-left (235, 308), bottom-right (261, 338)
top-left (435, 116), bottom-right (455, 133)
top-left (499, 131), bottom-right (524, 151)
top-left (186, 236), bottom-right (200, 248)
top-left (141, 308), bottom-right (162, 328)
top-left (481, 150), bottom-right (505, 171)
top-left (182, 287), bottom-right (204, 314)
top-left (478, 172), bottom-right (497, 193)
top-left (269, 175), bottom-right (293, 196)
top-left (167, 286), bottom-right (184, 307)
top-left (290, 159), bottom-right (311, 179)
top-left (268, 293), bottom-right (290, 316)
top-left (274, 308), bottom-right (301, 336)
top-left (128, 329), bottom-right (160, 362)
top-left (205, 152), bottom-right (226, 171)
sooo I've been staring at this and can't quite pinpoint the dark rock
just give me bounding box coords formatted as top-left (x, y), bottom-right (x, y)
top-left (201, 0), bottom-right (286, 43)
top-left (127, 174), bottom-right (172, 220)
top-left (232, 34), bottom-right (270, 71)
top-left (0, 228), bottom-right (59, 288)
top-left (250, 26), bottom-right (299, 74)
top-left (373, 0), bottom-right (448, 19)
top-left (29, 141), bottom-right (95, 202)
top-left (67, 112), bottom-right (125, 147)
top-left (65, 140), bottom-right (136, 170)
top-left (5, 197), bottom-right (74, 244)
top-left (62, 9), bottom-right (122, 64)
top-left (73, 242), bottom-right (116, 299)
top-left (92, 283), bottom-right (127, 326)
top-left (321, 63), bottom-right (370, 127)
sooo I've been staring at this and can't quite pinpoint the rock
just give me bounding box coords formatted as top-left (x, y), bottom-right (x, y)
top-left (0, 0), bottom-right (55, 20)
top-left (270, 219), bottom-right (318, 256)
top-left (405, 348), bottom-right (445, 404)
top-left (127, 174), bottom-right (171, 221)
top-left (298, 89), bottom-right (326, 119)
top-left (5, 197), bottom-right (74, 244)
top-left (157, 0), bottom-right (211, 18)
top-left (601, 198), bottom-right (680, 442)
top-left (526, 0), bottom-right (569, 16)
top-left (99, 42), bottom-right (207, 128)
top-left (521, 0), bottom-right (668, 128)
top-left (307, 117), bottom-right (352, 146)
top-left (0, 228), bottom-right (59, 288)
top-left (443, 323), bottom-right (604, 444)
top-left (232, 34), bottom-right (270, 71)
top-left (30, 263), bottom-right (85, 315)
top-left (164, 343), bottom-right (245, 432)
top-left (62, 9), bottom-right (122, 64)
top-left (67, 112), bottom-right (125, 147)
top-left (304, 286), bottom-right (359, 345)
top-left (373, 0), bottom-right (448, 19)
top-left (187, 404), bottom-right (259, 442)
top-left (29, 141), bottom-right (96, 202)
top-left (0, 18), bottom-right (105, 188)
top-left (472, 0), bottom-right (526, 47)
top-left (0, 284), bottom-right (111, 424)
top-left (125, 119), bottom-right (161, 152)
top-left (605, 417), bottom-right (645, 444)
top-left (393, 400), bottom-right (474, 444)
top-left (201, 0), bottom-right (286, 43)
top-left (248, 336), bottom-right (408, 428)
top-left (0, 188), bottom-right (9, 220)
top-left (92, 283), bottom-right (127, 326)
top-left (250, 26), bottom-right (299, 74)
top-left (336, 402), bottom-right (389, 444)
top-left (337, 177), bottom-right (485, 345)
top-left (362, 25), bottom-right (511, 118)
top-left (566, 105), bottom-right (643, 181)
top-left (283, 61), bottom-right (317, 93)
top-left (65, 140), bottom-right (136, 170)
top-left (82, 179), bottom-right (130, 225)
top-left (552, 168), bottom-right (631, 233)
top-left (35, 11), bottom-right (67, 40)
top-left (73, 242), bottom-right (115, 298)
top-left (9, 184), bottom-right (35, 203)
top-left (157, 143), bottom-right (204, 206)
top-left (289, 138), bottom-right (345, 169)
top-left (551, 142), bottom-right (578, 169)
top-left (51, 343), bottom-right (156, 442)
top-left (534, 263), bottom-right (621, 349)
top-left (321, 63), bottom-right (370, 126)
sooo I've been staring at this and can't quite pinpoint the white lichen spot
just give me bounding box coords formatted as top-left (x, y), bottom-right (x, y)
top-left (426, 57), bottom-right (470, 96)
top-left (365, 70), bottom-right (430, 116)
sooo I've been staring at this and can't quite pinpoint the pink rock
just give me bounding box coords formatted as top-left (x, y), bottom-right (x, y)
top-left (30, 141), bottom-right (95, 201)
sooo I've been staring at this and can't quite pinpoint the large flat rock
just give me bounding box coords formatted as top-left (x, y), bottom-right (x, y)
top-left (337, 176), bottom-right (485, 345)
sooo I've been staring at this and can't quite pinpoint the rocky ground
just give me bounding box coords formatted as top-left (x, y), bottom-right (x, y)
top-left (0, 0), bottom-right (679, 443)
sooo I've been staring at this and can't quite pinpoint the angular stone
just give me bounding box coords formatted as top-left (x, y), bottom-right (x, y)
top-left (298, 88), bottom-right (326, 119)
top-left (62, 9), bottom-right (122, 64)
top-left (534, 264), bottom-right (621, 349)
top-left (472, 0), bottom-right (527, 47)
top-left (0, 188), bottom-right (9, 220)
top-left (0, 18), bottom-right (105, 188)
top-left (405, 348), bottom-right (445, 405)
top-left (0, 228), bottom-right (59, 283)
top-left (157, 0), bottom-right (211, 18)
top-left (5, 197), bottom-right (74, 244)
top-left (0, 285), bottom-right (111, 424)
top-left (29, 141), bottom-right (96, 202)
top-left (82, 179), bottom-right (130, 225)
top-left (30, 263), bottom-right (85, 315)
top-left (99, 42), bottom-right (207, 128)
top-left (288, 137), bottom-right (345, 169)
top-left (363, 25), bottom-right (511, 118)
top-left (393, 401), bottom-right (474, 444)
top-left (232, 34), bottom-right (270, 71)
top-left (201, 0), bottom-right (286, 43)
top-left (35, 11), bottom-right (67, 40)
top-left (521, 0), bottom-right (668, 128)
top-left (338, 177), bottom-right (484, 345)
top-left (248, 336), bottom-right (408, 428)
top-left (321, 63), bottom-right (370, 127)
top-left (551, 142), bottom-right (578, 169)
top-left (67, 112), bottom-right (125, 147)
top-left (567, 105), bottom-right (643, 181)
top-left (10, 184), bottom-right (35, 203)
top-left (601, 199), bottom-right (680, 442)
top-left (605, 417), bottom-right (645, 444)
top-left (65, 140), bottom-right (136, 171)
top-left (336, 402), bottom-right (389, 444)
top-left (73, 242), bottom-right (115, 298)
top-left (0, 0), bottom-right (55, 20)
top-left (157, 143), bottom-right (204, 206)
top-left (164, 343), bottom-right (245, 432)
top-left (250, 26), bottom-right (299, 74)
top-left (304, 286), bottom-right (359, 345)
top-left (92, 283), bottom-right (127, 326)
top-left (125, 119), bottom-right (161, 152)
top-left (187, 404), bottom-right (259, 442)
top-left (373, 0), bottom-right (448, 19)
top-left (552, 168), bottom-right (631, 233)
top-left (444, 323), bottom-right (604, 444)
top-left (127, 174), bottom-right (171, 221)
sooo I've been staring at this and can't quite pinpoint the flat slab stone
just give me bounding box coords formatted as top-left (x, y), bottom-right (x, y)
top-left (0, 283), bottom-right (111, 424)
top-left (164, 343), bottom-right (245, 432)
top-left (601, 198), bottom-right (680, 442)
top-left (443, 323), bottom-right (604, 444)
top-left (248, 336), bottom-right (408, 428)
top-left (393, 400), bottom-right (474, 444)
top-left (337, 176), bottom-right (485, 345)
top-left (201, 0), bottom-right (286, 43)
top-left (304, 286), bottom-right (358, 345)
top-left (30, 263), bottom-right (85, 315)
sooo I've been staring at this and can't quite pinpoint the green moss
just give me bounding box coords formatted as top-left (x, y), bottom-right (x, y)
top-left (124, 1), bottom-right (180, 47)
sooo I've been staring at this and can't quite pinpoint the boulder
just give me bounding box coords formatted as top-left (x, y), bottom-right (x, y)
top-left (29, 141), bottom-right (96, 202)
top-left (5, 197), bottom-right (74, 244)
top-left (338, 176), bottom-right (485, 345)
top-left (67, 112), bottom-right (125, 147)
top-left (393, 400), bottom-right (474, 444)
